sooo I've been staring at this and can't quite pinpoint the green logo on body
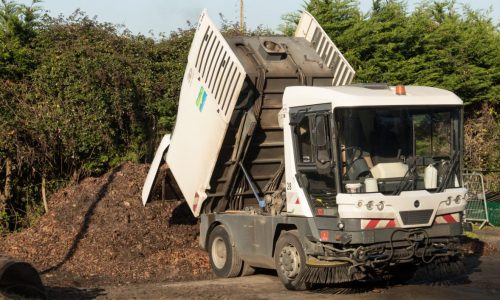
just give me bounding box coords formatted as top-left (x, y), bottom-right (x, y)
top-left (196, 87), bottom-right (207, 112)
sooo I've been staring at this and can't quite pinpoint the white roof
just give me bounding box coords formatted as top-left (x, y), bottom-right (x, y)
top-left (283, 85), bottom-right (463, 108)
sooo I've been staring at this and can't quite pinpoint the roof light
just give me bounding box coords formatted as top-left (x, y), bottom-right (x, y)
top-left (395, 84), bottom-right (406, 95)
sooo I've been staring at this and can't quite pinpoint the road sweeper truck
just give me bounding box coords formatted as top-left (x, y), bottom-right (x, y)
top-left (142, 11), bottom-right (468, 290)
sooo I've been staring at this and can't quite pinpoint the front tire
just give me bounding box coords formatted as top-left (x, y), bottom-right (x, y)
top-left (208, 225), bottom-right (243, 278)
top-left (274, 230), bottom-right (309, 290)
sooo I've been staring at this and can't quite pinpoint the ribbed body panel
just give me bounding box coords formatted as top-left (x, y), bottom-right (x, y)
top-left (203, 36), bottom-right (348, 212)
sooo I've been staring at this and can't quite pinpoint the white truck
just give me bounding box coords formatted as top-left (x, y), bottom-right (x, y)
top-left (143, 11), bottom-right (468, 290)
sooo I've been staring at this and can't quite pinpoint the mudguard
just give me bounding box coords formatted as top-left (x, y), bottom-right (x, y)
top-left (142, 134), bottom-right (171, 205)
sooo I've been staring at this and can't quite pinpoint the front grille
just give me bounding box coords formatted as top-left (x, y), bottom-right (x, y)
top-left (400, 209), bottom-right (433, 225)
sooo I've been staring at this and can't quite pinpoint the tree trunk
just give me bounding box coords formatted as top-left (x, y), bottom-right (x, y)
top-left (0, 157), bottom-right (12, 211)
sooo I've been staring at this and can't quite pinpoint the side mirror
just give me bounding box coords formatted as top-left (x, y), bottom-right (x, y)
top-left (313, 115), bottom-right (331, 164)
top-left (289, 111), bottom-right (306, 126)
top-left (314, 115), bottom-right (327, 147)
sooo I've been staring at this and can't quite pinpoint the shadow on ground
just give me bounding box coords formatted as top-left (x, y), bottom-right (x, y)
top-left (169, 201), bottom-right (197, 225)
top-left (45, 286), bottom-right (105, 300)
top-left (41, 166), bottom-right (122, 275)
top-left (1, 287), bottom-right (105, 300)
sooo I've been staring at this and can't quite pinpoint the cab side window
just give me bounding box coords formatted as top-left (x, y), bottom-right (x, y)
top-left (294, 117), bottom-right (313, 164)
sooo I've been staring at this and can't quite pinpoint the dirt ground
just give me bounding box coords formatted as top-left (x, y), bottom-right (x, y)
top-left (44, 255), bottom-right (500, 300)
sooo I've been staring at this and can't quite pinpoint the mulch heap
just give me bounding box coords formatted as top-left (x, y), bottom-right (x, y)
top-left (0, 162), bottom-right (212, 287)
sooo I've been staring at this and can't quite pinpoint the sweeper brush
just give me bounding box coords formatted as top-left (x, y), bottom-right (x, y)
top-left (296, 258), bottom-right (365, 285)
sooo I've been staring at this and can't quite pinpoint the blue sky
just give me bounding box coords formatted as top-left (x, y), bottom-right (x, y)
top-left (18, 0), bottom-right (500, 36)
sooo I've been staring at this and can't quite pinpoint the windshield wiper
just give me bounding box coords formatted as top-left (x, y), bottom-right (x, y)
top-left (392, 157), bottom-right (417, 196)
top-left (436, 151), bottom-right (459, 193)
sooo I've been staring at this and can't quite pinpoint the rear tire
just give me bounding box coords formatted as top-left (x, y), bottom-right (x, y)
top-left (274, 230), bottom-right (309, 290)
top-left (208, 225), bottom-right (243, 278)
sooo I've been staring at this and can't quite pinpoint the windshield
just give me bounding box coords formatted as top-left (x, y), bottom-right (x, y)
top-left (335, 106), bottom-right (462, 195)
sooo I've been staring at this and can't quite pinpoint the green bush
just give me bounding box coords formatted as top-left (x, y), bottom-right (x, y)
top-left (0, 3), bottom-right (193, 229)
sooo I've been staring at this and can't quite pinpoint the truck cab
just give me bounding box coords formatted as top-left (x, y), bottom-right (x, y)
top-left (283, 85), bottom-right (466, 227)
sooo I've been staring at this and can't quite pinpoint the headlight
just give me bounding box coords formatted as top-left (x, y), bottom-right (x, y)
top-left (366, 201), bottom-right (374, 210)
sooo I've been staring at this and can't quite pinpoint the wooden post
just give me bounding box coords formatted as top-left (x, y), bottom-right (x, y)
top-left (42, 176), bottom-right (48, 213)
top-left (240, 0), bottom-right (244, 32)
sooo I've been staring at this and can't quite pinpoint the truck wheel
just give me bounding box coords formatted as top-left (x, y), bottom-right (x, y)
top-left (208, 225), bottom-right (243, 278)
top-left (274, 231), bottom-right (309, 290)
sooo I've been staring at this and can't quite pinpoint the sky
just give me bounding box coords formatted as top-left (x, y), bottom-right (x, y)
top-left (17, 0), bottom-right (500, 36)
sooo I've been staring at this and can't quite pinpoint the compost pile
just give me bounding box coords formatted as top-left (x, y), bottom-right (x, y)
top-left (0, 162), bottom-right (212, 287)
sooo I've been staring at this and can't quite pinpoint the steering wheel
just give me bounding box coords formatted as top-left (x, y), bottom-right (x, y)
top-left (343, 146), bottom-right (363, 166)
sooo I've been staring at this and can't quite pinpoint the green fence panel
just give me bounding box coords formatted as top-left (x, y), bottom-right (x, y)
top-left (487, 202), bottom-right (500, 227)
top-left (463, 172), bottom-right (490, 228)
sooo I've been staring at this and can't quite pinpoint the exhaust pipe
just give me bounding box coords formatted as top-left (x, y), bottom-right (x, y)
top-left (0, 256), bottom-right (46, 299)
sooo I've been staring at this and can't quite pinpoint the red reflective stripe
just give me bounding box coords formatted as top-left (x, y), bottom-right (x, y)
top-left (442, 214), bottom-right (457, 223)
top-left (386, 220), bottom-right (396, 228)
top-left (193, 192), bottom-right (199, 212)
top-left (365, 219), bottom-right (380, 229)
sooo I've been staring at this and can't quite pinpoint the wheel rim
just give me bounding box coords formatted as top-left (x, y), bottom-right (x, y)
top-left (278, 244), bottom-right (301, 279)
top-left (211, 236), bottom-right (227, 269)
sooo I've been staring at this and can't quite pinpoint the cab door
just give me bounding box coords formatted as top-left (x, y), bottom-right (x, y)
top-left (289, 104), bottom-right (338, 216)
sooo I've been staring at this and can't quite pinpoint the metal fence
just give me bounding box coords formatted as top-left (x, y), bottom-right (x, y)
top-left (463, 172), bottom-right (491, 229)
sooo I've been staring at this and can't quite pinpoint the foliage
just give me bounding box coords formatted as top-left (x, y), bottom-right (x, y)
top-left (0, 209), bottom-right (8, 234)
top-left (464, 104), bottom-right (500, 191)
top-left (26, 12), bottom-right (192, 177)
top-left (0, 4), bottom-right (194, 230)
top-left (305, 0), bottom-right (362, 52)
top-left (0, 0), bottom-right (40, 79)
top-left (278, 11), bottom-right (301, 36)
